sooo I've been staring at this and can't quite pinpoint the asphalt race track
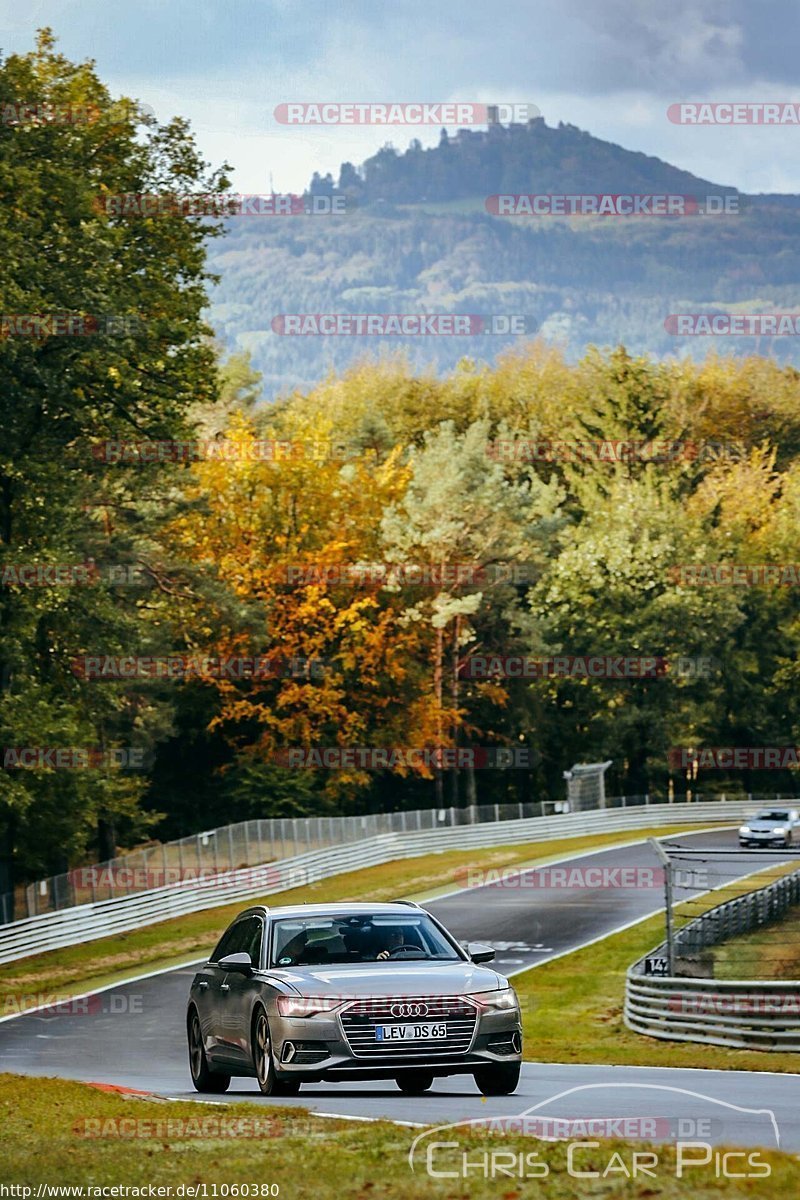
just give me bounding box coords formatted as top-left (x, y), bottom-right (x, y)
top-left (2, 827), bottom-right (799, 1151)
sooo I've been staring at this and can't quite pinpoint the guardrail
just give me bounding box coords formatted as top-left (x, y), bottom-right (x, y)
top-left (0, 799), bottom-right (750, 966)
top-left (25, 790), bottom-right (786, 917)
top-left (22, 797), bottom-right (635, 916)
top-left (625, 976), bottom-right (800, 1052)
top-left (625, 866), bottom-right (800, 1052)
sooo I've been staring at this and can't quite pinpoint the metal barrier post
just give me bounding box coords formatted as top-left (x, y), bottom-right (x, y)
top-left (648, 838), bottom-right (675, 975)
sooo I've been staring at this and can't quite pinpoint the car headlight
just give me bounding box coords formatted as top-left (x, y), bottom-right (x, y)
top-left (470, 987), bottom-right (519, 1011)
top-left (277, 995), bottom-right (344, 1017)
top-left (773, 827), bottom-right (788, 835)
top-left (739, 826), bottom-right (751, 835)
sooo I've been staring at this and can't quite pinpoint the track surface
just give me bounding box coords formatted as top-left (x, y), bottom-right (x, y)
top-left (2, 828), bottom-right (799, 1150)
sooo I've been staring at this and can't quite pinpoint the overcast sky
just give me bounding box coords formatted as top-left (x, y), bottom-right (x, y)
top-left (2, 0), bottom-right (800, 193)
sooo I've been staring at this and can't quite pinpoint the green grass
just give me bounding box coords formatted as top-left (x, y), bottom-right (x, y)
top-left (515, 863), bottom-right (800, 1073)
top-left (1, 1073), bottom-right (797, 1195)
top-left (713, 904), bottom-right (800, 980)
top-left (0, 825), bottom-right (703, 1009)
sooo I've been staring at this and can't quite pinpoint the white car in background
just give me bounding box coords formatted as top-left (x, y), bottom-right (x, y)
top-left (739, 807), bottom-right (800, 848)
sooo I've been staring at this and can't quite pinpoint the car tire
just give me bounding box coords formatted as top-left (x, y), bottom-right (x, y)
top-left (474, 1062), bottom-right (521, 1096)
top-left (252, 1007), bottom-right (301, 1095)
top-left (188, 1008), bottom-right (230, 1093)
top-left (395, 1071), bottom-right (435, 1094)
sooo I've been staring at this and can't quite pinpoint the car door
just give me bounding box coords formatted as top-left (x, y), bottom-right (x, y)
top-left (213, 915), bottom-right (263, 1067)
top-left (204, 917), bottom-right (255, 1065)
top-left (219, 915), bottom-right (265, 1068)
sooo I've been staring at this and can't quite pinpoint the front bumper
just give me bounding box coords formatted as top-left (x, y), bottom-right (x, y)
top-left (271, 996), bottom-right (522, 1081)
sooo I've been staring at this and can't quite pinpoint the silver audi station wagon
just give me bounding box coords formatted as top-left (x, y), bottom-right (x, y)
top-left (187, 902), bottom-right (522, 1096)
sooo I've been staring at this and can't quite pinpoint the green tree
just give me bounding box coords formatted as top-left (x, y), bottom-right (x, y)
top-left (0, 31), bottom-right (230, 900)
top-left (380, 419), bottom-right (563, 804)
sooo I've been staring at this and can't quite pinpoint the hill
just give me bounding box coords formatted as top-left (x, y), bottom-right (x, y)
top-left (205, 118), bottom-right (800, 397)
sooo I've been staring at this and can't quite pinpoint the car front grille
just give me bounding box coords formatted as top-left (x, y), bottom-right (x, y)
top-left (340, 995), bottom-right (478, 1058)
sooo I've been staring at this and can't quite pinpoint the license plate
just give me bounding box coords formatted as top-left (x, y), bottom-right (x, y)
top-left (375, 1023), bottom-right (448, 1041)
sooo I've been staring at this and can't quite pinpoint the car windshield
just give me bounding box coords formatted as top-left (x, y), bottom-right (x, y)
top-left (755, 810), bottom-right (790, 821)
top-left (270, 914), bottom-right (462, 966)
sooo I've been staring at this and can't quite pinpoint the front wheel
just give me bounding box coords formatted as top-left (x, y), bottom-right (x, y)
top-left (188, 1009), bottom-right (230, 1093)
top-left (253, 1008), bottom-right (301, 1095)
top-left (395, 1071), bottom-right (434, 1094)
top-left (474, 1062), bottom-right (521, 1096)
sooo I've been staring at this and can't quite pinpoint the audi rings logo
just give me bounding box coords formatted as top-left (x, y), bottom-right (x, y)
top-left (391, 1002), bottom-right (429, 1018)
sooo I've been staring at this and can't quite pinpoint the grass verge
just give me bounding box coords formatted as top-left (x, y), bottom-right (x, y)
top-left (0, 825), bottom-right (702, 1008)
top-left (713, 904), bottom-right (800, 980)
top-left (515, 860), bottom-right (800, 1073)
top-left (0, 1073), bottom-right (796, 1195)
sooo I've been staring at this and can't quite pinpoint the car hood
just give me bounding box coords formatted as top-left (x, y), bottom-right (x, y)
top-left (266, 960), bottom-right (506, 996)
top-left (746, 819), bottom-right (789, 830)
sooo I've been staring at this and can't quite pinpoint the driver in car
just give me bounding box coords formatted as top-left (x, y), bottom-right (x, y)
top-left (375, 926), bottom-right (407, 960)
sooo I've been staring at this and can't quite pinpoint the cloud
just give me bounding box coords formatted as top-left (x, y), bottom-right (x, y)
top-left (3, 0), bottom-right (800, 193)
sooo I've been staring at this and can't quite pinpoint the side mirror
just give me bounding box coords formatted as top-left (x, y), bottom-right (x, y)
top-left (467, 942), bottom-right (495, 964)
top-left (218, 951), bottom-right (254, 975)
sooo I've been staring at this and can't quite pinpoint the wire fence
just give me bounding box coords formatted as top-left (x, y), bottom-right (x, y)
top-left (644, 838), bottom-right (800, 981)
top-left (20, 802), bottom-right (552, 918)
top-left (10, 790), bottom-right (796, 923)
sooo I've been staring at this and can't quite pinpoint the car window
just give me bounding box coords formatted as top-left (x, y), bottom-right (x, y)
top-left (211, 916), bottom-right (259, 963)
top-left (243, 916), bottom-right (263, 968)
top-left (270, 914), bottom-right (461, 965)
top-left (756, 810), bottom-right (790, 821)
